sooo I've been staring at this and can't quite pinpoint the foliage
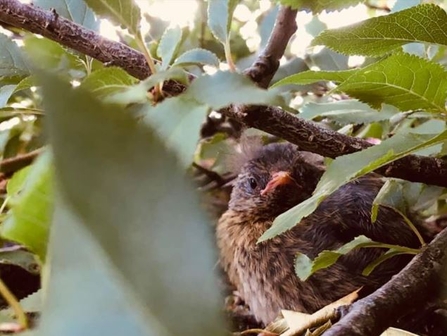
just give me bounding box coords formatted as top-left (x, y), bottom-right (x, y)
top-left (0, 0), bottom-right (446, 334)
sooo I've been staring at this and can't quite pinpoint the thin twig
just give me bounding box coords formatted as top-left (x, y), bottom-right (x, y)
top-left (0, 148), bottom-right (43, 174)
top-left (0, 277), bottom-right (28, 330)
top-left (243, 7), bottom-right (298, 88)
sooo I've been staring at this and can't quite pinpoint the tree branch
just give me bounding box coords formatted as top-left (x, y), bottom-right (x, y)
top-left (0, 0), bottom-right (150, 80)
top-left (324, 227), bottom-right (447, 336)
top-left (225, 106), bottom-right (447, 187)
top-left (0, 148), bottom-right (43, 174)
top-left (2, 0), bottom-right (447, 188)
top-left (243, 7), bottom-right (297, 88)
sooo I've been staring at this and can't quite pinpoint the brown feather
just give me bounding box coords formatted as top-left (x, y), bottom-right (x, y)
top-left (216, 142), bottom-right (423, 325)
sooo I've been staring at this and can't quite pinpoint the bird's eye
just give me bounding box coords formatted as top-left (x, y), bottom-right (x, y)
top-left (248, 177), bottom-right (258, 190)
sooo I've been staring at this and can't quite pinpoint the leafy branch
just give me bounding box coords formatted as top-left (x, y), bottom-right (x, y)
top-left (1, 0), bottom-right (446, 188)
top-left (326, 227), bottom-right (447, 335)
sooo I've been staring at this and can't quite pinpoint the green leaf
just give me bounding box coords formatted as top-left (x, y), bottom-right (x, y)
top-left (207, 0), bottom-right (238, 44)
top-left (271, 69), bottom-right (356, 87)
top-left (0, 79), bottom-right (35, 109)
top-left (173, 48), bottom-right (220, 67)
top-left (19, 289), bottom-right (42, 313)
top-left (0, 248), bottom-right (40, 274)
top-left (37, 70), bottom-right (225, 335)
top-left (259, 131), bottom-right (447, 242)
top-left (0, 85), bottom-right (16, 108)
top-left (0, 151), bottom-right (53, 261)
top-left (335, 53), bottom-right (447, 112)
top-left (14, 76), bottom-right (35, 94)
top-left (104, 68), bottom-right (188, 104)
top-left (0, 33), bottom-right (30, 78)
top-left (413, 184), bottom-right (444, 212)
top-left (6, 166), bottom-right (31, 200)
top-left (39, 204), bottom-right (164, 336)
top-left (275, 0), bottom-right (365, 14)
top-left (362, 249), bottom-right (410, 276)
top-left (312, 4), bottom-right (447, 57)
top-left (411, 120), bottom-right (446, 156)
top-left (23, 36), bottom-right (84, 78)
top-left (143, 97), bottom-right (208, 167)
top-left (84, 0), bottom-right (141, 36)
top-left (371, 179), bottom-right (405, 222)
top-left (157, 26), bottom-right (183, 70)
top-left (35, 0), bottom-right (99, 31)
top-left (309, 48), bottom-right (350, 71)
top-left (187, 71), bottom-right (285, 110)
top-left (300, 100), bottom-right (398, 125)
top-left (295, 236), bottom-right (418, 281)
top-left (80, 67), bottom-right (138, 98)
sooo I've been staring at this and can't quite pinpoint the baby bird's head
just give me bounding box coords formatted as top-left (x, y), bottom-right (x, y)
top-left (229, 141), bottom-right (324, 219)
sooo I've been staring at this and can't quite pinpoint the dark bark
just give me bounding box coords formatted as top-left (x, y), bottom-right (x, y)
top-left (0, 0), bottom-right (150, 80)
top-left (325, 228), bottom-right (447, 336)
top-left (243, 7), bottom-right (297, 89)
top-left (225, 105), bottom-right (447, 187)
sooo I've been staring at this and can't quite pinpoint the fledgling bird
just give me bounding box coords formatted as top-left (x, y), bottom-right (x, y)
top-left (217, 141), bottom-right (423, 325)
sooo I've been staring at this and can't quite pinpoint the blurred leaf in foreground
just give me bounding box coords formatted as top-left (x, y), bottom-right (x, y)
top-left (37, 71), bottom-right (226, 336)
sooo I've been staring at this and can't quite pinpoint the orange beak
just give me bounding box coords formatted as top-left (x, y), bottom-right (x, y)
top-left (261, 171), bottom-right (295, 196)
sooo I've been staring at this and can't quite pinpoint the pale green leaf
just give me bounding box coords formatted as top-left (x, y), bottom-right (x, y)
top-left (39, 203), bottom-right (164, 336)
top-left (207, 0), bottom-right (238, 44)
top-left (143, 97), bottom-right (209, 167)
top-left (187, 71), bottom-right (285, 110)
top-left (296, 235), bottom-right (418, 281)
top-left (0, 85), bottom-right (16, 108)
top-left (23, 36), bottom-right (84, 78)
top-left (271, 69), bottom-right (356, 87)
top-left (35, 0), bottom-right (99, 30)
top-left (104, 67), bottom-right (188, 105)
top-left (14, 76), bottom-right (35, 94)
top-left (0, 248), bottom-right (39, 274)
top-left (413, 184), bottom-right (444, 212)
top-left (37, 70), bottom-right (225, 335)
top-left (259, 131), bottom-right (447, 241)
top-left (7, 166), bottom-right (31, 199)
top-left (0, 34), bottom-right (30, 78)
top-left (173, 48), bottom-right (220, 67)
top-left (84, 0), bottom-right (141, 35)
top-left (157, 26), bottom-right (183, 70)
top-left (275, 0), bottom-right (365, 14)
top-left (362, 249), bottom-right (410, 276)
top-left (371, 179), bottom-right (404, 222)
top-left (309, 48), bottom-right (350, 71)
top-left (300, 100), bottom-right (398, 125)
top-left (80, 67), bottom-right (138, 98)
top-left (294, 252), bottom-right (313, 281)
top-left (411, 120), bottom-right (446, 156)
top-left (313, 4), bottom-right (447, 56)
top-left (335, 53), bottom-right (447, 112)
top-left (19, 289), bottom-right (42, 312)
top-left (0, 151), bottom-right (53, 261)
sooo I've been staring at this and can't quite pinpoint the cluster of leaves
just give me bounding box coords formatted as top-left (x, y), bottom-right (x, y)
top-left (0, 0), bottom-right (446, 335)
top-left (264, 0), bottom-right (447, 280)
top-left (0, 0), bottom-right (288, 334)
